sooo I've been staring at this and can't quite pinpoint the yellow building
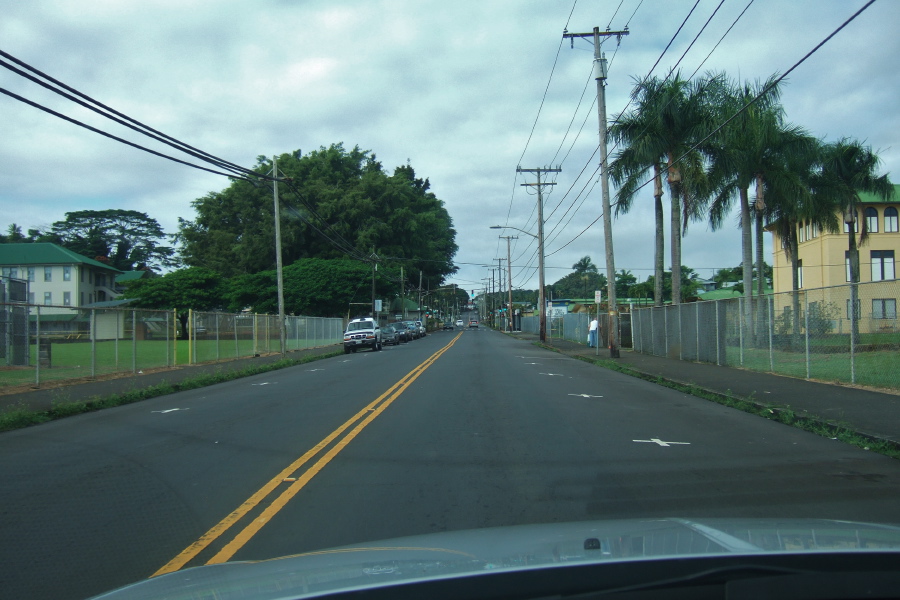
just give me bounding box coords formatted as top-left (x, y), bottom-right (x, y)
top-left (771, 185), bottom-right (899, 293)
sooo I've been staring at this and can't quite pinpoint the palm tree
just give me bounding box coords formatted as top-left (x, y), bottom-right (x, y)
top-left (819, 139), bottom-right (894, 345)
top-left (706, 75), bottom-right (814, 340)
top-left (765, 139), bottom-right (840, 344)
top-left (572, 256), bottom-right (598, 275)
top-left (610, 72), bottom-right (719, 305)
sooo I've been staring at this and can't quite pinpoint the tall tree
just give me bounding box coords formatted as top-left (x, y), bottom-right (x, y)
top-left (122, 267), bottom-right (225, 337)
top-left (571, 256), bottom-right (598, 275)
top-left (40, 209), bottom-right (176, 271)
top-left (819, 138), bottom-right (894, 345)
top-left (177, 144), bottom-right (458, 283)
top-left (610, 72), bottom-right (718, 305)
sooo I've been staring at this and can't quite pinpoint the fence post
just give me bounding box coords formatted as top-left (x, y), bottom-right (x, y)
top-left (216, 313), bottom-right (220, 361)
top-left (173, 308), bottom-right (178, 366)
top-left (804, 292), bottom-right (810, 380)
top-left (695, 301), bottom-right (700, 361)
top-left (716, 301), bottom-right (721, 366)
top-left (190, 308), bottom-right (195, 365)
top-left (664, 308), bottom-right (668, 357)
top-left (850, 297), bottom-right (856, 384)
top-left (165, 311), bottom-right (170, 367)
top-left (768, 296), bottom-right (774, 373)
top-left (234, 314), bottom-right (239, 358)
top-left (35, 305), bottom-right (41, 387)
top-left (91, 308), bottom-right (96, 378)
top-left (678, 304), bottom-right (683, 360)
top-left (132, 309), bottom-right (137, 373)
top-left (115, 309), bottom-right (120, 371)
top-left (650, 307), bottom-right (655, 355)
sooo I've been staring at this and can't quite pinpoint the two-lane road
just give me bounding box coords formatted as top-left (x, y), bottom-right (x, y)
top-left (3, 326), bottom-right (899, 599)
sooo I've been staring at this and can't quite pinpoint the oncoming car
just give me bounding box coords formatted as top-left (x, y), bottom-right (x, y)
top-left (455, 319), bottom-right (464, 328)
top-left (343, 318), bottom-right (382, 353)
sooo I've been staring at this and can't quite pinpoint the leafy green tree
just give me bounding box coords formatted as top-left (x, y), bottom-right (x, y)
top-left (819, 138), bottom-right (894, 344)
top-left (638, 266), bottom-right (701, 303)
top-left (614, 269), bottom-right (637, 299)
top-left (224, 258), bottom-right (399, 318)
top-left (548, 271), bottom-right (607, 299)
top-left (571, 256), bottom-right (598, 275)
top-left (123, 267), bottom-right (225, 337)
top-left (610, 72), bottom-right (719, 305)
top-left (177, 144), bottom-right (458, 283)
top-left (32, 210), bottom-right (177, 271)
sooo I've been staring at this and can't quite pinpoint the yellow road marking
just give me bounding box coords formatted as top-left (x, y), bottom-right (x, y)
top-left (153, 331), bottom-right (462, 576)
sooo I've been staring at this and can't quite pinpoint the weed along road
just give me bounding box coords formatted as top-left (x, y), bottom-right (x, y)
top-left (3, 327), bottom-right (900, 600)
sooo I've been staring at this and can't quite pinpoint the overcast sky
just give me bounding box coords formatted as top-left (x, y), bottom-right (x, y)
top-left (2, 0), bottom-right (897, 297)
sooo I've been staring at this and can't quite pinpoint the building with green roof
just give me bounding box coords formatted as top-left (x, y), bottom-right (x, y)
top-left (0, 243), bottom-right (123, 312)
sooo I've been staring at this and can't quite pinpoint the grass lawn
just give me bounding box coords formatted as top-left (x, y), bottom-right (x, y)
top-left (726, 345), bottom-right (900, 390)
top-left (1, 336), bottom-right (341, 389)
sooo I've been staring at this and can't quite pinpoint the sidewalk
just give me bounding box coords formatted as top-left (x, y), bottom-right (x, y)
top-left (507, 331), bottom-right (900, 447)
top-left (0, 344), bottom-right (341, 414)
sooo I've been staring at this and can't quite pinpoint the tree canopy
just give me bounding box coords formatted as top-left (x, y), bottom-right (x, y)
top-left (177, 144), bottom-right (458, 283)
top-left (3, 210), bottom-right (176, 271)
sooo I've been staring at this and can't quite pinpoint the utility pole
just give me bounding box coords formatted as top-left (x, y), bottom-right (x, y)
top-left (500, 236), bottom-right (517, 331)
top-left (370, 247), bottom-right (378, 320)
top-left (517, 166), bottom-right (560, 343)
top-left (564, 27), bottom-right (628, 358)
top-left (272, 156), bottom-right (286, 356)
top-left (400, 266), bottom-right (406, 319)
top-left (496, 258), bottom-right (506, 329)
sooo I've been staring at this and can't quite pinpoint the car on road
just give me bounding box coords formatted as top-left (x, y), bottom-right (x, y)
top-left (401, 320), bottom-right (420, 339)
top-left (343, 318), bottom-right (382, 353)
top-left (381, 324), bottom-right (401, 346)
top-left (455, 319), bottom-right (464, 327)
top-left (469, 319), bottom-right (478, 328)
top-left (442, 320), bottom-right (454, 330)
top-left (392, 322), bottom-right (410, 343)
top-left (415, 320), bottom-right (426, 336)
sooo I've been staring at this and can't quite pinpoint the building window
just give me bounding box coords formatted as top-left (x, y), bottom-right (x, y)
top-left (872, 299), bottom-right (897, 320)
top-left (89, 271), bottom-right (93, 284)
top-left (28, 267), bottom-right (35, 282)
top-left (798, 259), bottom-right (803, 289)
top-left (97, 274), bottom-right (105, 287)
top-left (44, 266), bottom-right (52, 282)
top-left (43, 292), bottom-right (52, 305)
top-left (811, 222), bottom-right (819, 238)
top-left (845, 252), bottom-right (852, 282)
top-left (80, 291), bottom-right (84, 306)
top-left (865, 207), bottom-right (879, 233)
top-left (798, 222), bottom-right (806, 243)
top-left (28, 292), bottom-right (35, 304)
top-left (886, 207), bottom-right (899, 233)
top-left (63, 266), bottom-right (71, 281)
top-left (871, 250), bottom-right (895, 281)
top-left (63, 291), bottom-right (71, 306)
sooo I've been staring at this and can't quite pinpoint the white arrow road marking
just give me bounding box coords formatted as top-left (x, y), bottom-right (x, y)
top-left (251, 382), bottom-right (273, 386)
top-left (307, 368), bottom-right (324, 372)
top-left (538, 373), bottom-right (564, 376)
top-left (633, 438), bottom-right (690, 447)
top-left (152, 408), bottom-right (189, 413)
top-left (568, 393), bottom-right (603, 398)
top-left (524, 362), bottom-right (541, 365)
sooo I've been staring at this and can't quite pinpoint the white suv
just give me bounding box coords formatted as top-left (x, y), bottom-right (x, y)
top-left (343, 318), bottom-right (382, 353)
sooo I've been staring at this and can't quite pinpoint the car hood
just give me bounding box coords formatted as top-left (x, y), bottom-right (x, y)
top-left (90, 518), bottom-right (900, 600)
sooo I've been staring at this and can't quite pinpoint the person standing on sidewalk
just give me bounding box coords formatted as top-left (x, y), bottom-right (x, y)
top-left (588, 317), bottom-right (598, 348)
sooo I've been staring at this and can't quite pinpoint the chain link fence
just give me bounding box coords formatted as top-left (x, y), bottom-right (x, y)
top-left (0, 305), bottom-right (344, 390)
top-left (632, 280), bottom-right (900, 390)
top-left (519, 310), bottom-right (632, 348)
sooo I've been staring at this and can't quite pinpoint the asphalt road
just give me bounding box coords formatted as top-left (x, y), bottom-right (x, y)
top-left (3, 321), bottom-right (900, 599)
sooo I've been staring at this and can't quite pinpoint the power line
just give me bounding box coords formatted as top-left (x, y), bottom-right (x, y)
top-left (0, 86), bottom-right (251, 180)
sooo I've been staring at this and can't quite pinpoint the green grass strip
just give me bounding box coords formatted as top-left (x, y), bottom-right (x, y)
top-left (0, 350), bottom-right (343, 433)
top-left (573, 353), bottom-right (900, 460)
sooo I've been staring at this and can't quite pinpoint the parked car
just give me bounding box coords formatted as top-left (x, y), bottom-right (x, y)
top-left (343, 318), bottom-right (382, 353)
top-left (392, 322), bottom-right (409, 343)
top-left (415, 320), bottom-right (426, 336)
top-left (402, 321), bottom-right (420, 339)
top-left (381, 324), bottom-right (401, 346)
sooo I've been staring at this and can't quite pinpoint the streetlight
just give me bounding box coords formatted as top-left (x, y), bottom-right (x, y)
top-left (490, 225), bottom-right (546, 342)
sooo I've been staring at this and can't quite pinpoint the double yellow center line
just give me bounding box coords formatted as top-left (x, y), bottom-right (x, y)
top-left (153, 330), bottom-right (463, 577)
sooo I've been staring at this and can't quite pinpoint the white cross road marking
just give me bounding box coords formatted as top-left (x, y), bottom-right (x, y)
top-left (152, 408), bottom-right (189, 413)
top-left (539, 373), bottom-right (564, 376)
top-left (568, 393), bottom-right (603, 398)
top-left (633, 438), bottom-right (690, 447)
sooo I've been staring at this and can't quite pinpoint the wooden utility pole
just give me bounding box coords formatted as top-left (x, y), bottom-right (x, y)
top-left (272, 156), bottom-right (286, 356)
top-left (517, 166), bottom-right (561, 343)
top-left (564, 27), bottom-right (628, 358)
top-left (500, 236), bottom-right (517, 331)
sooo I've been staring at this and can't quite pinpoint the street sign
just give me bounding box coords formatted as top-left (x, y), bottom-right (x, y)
top-left (594, 290), bottom-right (602, 304)
top-left (375, 299), bottom-right (382, 311)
